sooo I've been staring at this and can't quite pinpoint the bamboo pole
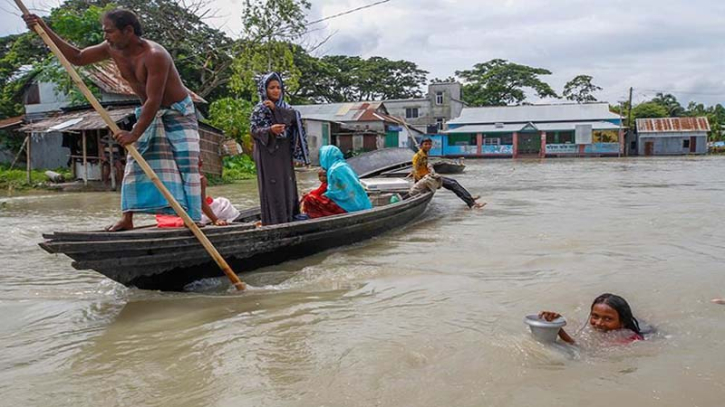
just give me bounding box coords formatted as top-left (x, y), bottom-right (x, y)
top-left (25, 135), bottom-right (31, 184)
top-left (82, 132), bottom-right (88, 186)
top-left (15, 0), bottom-right (245, 291)
top-left (9, 135), bottom-right (28, 170)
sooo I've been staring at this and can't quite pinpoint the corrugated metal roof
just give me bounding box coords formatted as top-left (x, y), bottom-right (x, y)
top-left (445, 121), bottom-right (620, 134)
top-left (19, 107), bottom-right (136, 133)
top-left (448, 102), bottom-right (621, 125)
top-left (635, 117), bottom-right (710, 133)
top-left (293, 102), bottom-right (385, 122)
top-left (85, 62), bottom-right (207, 104)
top-left (0, 115), bottom-right (24, 129)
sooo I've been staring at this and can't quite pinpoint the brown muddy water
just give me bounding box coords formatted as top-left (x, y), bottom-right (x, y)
top-left (1, 157), bottom-right (724, 407)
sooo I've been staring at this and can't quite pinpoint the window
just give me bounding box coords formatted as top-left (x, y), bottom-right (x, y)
top-left (436, 117), bottom-right (445, 130)
top-left (25, 83), bottom-right (40, 105)
top-left (683, 139), bottom-right (690, 148)
top-left (447, 134), bottom-right (475, 146)
top-left (484, 137), bottom-right (501, 146)
top-left (435, 92), bottom-right (444, 105)
top-left (405, 107), bottom-right (419, 119)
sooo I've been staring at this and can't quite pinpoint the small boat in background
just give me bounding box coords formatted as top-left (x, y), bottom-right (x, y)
top-left (432, 159), bottom-right (466, 174)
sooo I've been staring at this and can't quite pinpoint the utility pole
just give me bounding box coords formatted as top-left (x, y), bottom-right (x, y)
top-left (627, 87), bottom-right (633, 128)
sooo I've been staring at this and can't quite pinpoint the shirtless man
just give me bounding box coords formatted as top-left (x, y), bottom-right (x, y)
top-left (24, 10), bottom-right (202, 231)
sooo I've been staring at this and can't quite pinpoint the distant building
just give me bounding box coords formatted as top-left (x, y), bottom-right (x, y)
top-left (383, 82), bottom-right (465, 133)
top-left (429, 102), bottom-right (624, 158)
top-left (635, 117), bottom-right (709, 156)
top-left (294, 101), bottom-right (420, 162)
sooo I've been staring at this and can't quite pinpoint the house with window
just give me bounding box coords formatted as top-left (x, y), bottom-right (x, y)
top-left (427, 103), bottom-right (624, 158)
top-left (294, 101), bottom-right (419, 160)
top-left (383, 82), bottom-right (465, 133)
top-left (635, 117), bottom-right (709, 156)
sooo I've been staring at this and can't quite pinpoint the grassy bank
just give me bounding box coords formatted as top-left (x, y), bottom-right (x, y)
top-left (0, 165), bottom-right (72, 191)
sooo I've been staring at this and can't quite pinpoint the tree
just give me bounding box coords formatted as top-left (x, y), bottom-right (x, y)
top-left (229, 0), bottom-right (311, 99)
top-left (207, 97), bottom-right (254, 149)
top-left (291, 55), bottom-right (428, 103)
top-left (455, 59), bottom-right (558, 106)
top-left (651, 93), bottom-right (685, 116)
top-left (563, 75), bottom-right (602, 103)
top-left (631, 102), bottom-right (668, 119)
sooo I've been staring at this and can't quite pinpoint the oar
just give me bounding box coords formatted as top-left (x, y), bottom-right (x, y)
top-left (15, 0), bottom-right (246, 291)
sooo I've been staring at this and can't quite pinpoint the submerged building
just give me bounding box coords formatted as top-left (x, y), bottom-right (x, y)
top-left (428, 103), bottom-right (624, 158)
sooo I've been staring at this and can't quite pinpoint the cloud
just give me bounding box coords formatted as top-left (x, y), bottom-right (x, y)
top-left (3, 0), bottom-right (723, 106)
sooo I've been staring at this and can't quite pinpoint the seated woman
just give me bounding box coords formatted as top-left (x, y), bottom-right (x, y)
top-left (540, 293), bottom-right (644, 345)
top-left (300, 146), bottom-right (372, 218)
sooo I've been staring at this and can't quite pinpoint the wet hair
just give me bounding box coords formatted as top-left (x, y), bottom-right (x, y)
top-left (591, 293), bottom-right (641, 335)
top-left (103, 9), bottom-right (143, 36)
top-left (421, 138), bottom-right (433, 145)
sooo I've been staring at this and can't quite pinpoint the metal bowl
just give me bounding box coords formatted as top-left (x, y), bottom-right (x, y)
top-left (524, 314), bottom-right (567, 343)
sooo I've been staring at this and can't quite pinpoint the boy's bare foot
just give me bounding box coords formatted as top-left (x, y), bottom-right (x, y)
top-left (471, 202), bottom-right (487, 209)
top-left (712, 299), bottom-right (725, 305)
top-left (472, 195), bottom-right (481, 201)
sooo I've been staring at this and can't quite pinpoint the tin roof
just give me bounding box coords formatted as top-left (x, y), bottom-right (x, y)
top-left (635, 117), bottom-right (710, 133)
top-left (293, 102), bottom-right (387, 122)
top-left (445, 121), bottom-right (620, 134)
top-left (85, 62), bottom-right (207, 104)
top-left (19, 107), bottom-right (136, 133)
top-left (448, 102), bottom-right (621, 125)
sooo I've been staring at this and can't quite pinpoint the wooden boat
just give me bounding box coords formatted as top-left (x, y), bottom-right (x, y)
top-left (40, 191), bottom-right (431, 291)
top-left (39, 149), bottom-right (431, 291)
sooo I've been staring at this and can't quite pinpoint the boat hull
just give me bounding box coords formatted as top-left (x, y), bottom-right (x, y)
top-left (40, 192), bottom-right (433, 291)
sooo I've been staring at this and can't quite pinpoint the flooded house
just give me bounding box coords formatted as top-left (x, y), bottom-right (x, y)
top-left (429, 103), bottom-right (624, 158)
top-left (294, 102), bottom-right (418, 162)
top-left (635, 117), bottom-right (709, 156)
top-left (5, 63), bottom-right (223, 187)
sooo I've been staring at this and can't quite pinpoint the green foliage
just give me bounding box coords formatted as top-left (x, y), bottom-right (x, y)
top-left (293, 54), bottom-right (428, 103)
top-left (0, 164), bottom-right (72, 191)
top-left (222, 155), bottom-right (256, 182)
top-left (50, 4), bottom-right (113, 47)
top-left (207, 97), bottom-right (254, 148)
top-left (231, 40), bottom-right (301, 99)
top-left (563, 75), bottom-right (602, 103)
top-left (631, 101), bottom-right (668, 119)
top-left (456, 59), bottom-right (559, 106)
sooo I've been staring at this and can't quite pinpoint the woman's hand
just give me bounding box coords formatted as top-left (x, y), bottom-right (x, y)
top-left (539, 311), bottom-right (562, 321)
top-left (270, 124), bottom-right (286, 135)
top-left (263, 100), bottom-right (275, 110)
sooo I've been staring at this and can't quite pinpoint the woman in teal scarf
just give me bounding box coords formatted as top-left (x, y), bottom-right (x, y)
top-left (313, 145), bottom-right (372, 214)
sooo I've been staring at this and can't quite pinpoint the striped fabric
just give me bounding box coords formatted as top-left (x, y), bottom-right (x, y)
top-left (121, 96), bottom-right (202, 221)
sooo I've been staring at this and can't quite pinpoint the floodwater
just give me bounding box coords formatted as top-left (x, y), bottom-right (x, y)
top-left (1, 157), bottom-right (724, 407)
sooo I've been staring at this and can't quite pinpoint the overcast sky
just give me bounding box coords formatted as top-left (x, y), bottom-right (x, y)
top-left (2, 0), bottom-right (724, 106)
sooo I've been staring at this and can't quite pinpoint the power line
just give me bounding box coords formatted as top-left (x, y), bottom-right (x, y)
top-left (307, 0), bottom-right (392, 26)
top-left (638, 88), bottom-right (725, 97)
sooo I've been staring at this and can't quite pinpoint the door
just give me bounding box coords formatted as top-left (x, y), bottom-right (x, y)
top-left (385, 131), bottom-right (398, 148)
top-left (690, 136), bottom-right (697, 153)
top-left (517, 132), bottom-right (541, 155)
top-left (321, 123), bottom-right (329, 146)
top-left (644, 141), bottom-right (654, 156)
top-left (338, 135), bottom-right (353, 154)
top-left (363, 134), bottom-right (378, 151)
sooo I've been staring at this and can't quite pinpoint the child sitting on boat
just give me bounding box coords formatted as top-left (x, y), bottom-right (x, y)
top-left (300, 146), bottom-right (372, 219)
top-left (539, 293), bottom-right (644, 345)
top-left (156, 158), bottom-right (240, 227)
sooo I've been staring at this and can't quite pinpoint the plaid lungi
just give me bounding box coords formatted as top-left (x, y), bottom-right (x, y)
top-left (121, 96), bottom-right (202, 221)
